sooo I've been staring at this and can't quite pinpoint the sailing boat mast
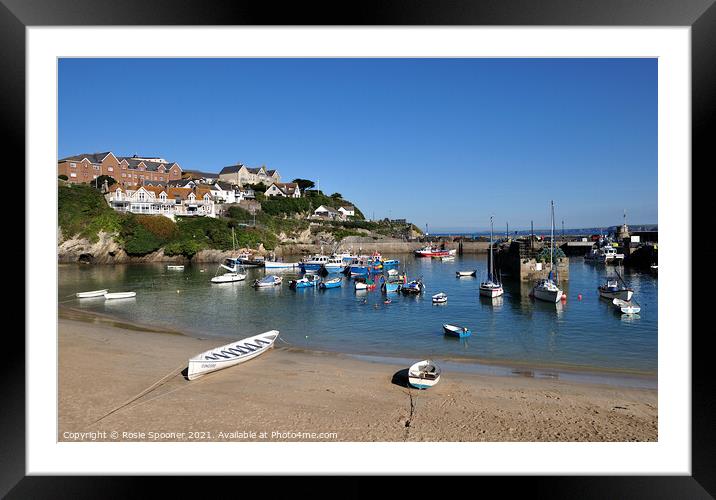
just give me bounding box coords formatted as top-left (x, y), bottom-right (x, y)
top-left (489, 216), bottom-right (494, 281)
top-left (550, 200), bottom-right (554, 281)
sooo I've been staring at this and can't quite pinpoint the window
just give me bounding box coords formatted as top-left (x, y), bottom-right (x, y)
top-left (70, 172), bottom-right (77, 178)
top-left (93, 164), bottom-right (100, 170)
top-left (70, 162), bottom-right (76, 168)
top-left (108, 167), bottom-right (113, 172)
top-left (122, 173), bottom-right (126, 177)
top-left (138, 192), bottom-right (146, 201)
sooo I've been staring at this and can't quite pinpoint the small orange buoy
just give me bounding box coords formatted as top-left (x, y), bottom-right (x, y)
top-left (561, 294), bottom-right (567, 302)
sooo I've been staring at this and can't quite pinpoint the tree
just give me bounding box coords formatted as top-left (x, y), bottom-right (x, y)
top-left (94, 175), bottom-right (117, 190)
top-left (291, 178), bottom-right (315, 191)
top-left (330, 192), bottom-right (342, 199)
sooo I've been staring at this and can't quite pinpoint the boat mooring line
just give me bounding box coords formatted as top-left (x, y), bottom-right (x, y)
top-left (88, 361), bottom-right (187, 427)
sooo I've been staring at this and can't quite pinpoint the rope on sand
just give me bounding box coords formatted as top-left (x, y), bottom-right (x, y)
top-left (88, 361), bottom-right (187, 426)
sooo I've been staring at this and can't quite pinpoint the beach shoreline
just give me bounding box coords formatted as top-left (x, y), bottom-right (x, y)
top-left (58, 311), bottom-right (658, 442)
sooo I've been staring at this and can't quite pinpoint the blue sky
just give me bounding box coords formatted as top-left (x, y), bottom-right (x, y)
top-left (59, 58), bottom-right (657, 232)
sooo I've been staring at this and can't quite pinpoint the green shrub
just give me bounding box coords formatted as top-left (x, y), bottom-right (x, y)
top-left (121, 219), bottom-right (163, 255)
top-left (58, 174), bottom-right (68, 180)
top-left (58, 184), bottom-right (121, 241)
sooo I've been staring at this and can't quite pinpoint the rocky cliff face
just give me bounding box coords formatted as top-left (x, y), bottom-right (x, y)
top-left (57, 231), bottom-right (187, 264)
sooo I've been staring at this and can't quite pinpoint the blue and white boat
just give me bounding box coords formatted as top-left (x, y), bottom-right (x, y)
top-left (319, 277), bottom-right (342, 289)
top-left (299, 254), bottom-right (330, 272)
top-left (382, 259), bottom-right (400, 268)
top-left (322, 256), bottom-right (346, 274)
top-left (408, 360), bottom-right (441, 389)
top-left (289, 274), bottom-right (320, 289)
top-left (443, 323), bottom-right (471, 338)
top-left (400, 279), bottom-right (425, 295)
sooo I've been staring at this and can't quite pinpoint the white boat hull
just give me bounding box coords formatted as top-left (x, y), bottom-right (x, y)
top-left (76, 289), bottom-right (108, 298)
top-left (532, 287), bottom-right (562, 303)
top-left (104, 292), bottom-right (137, 300)
top-left (612, 298), bottom-right (641, 314)
top-left (479, 286), bottom-right (504, 298)
top-left (264, 261), bottom-right (298, 269)
top-left (187, 330), bottom-right (279, 380)
top-left (167, 265), bottom-right (185, 270)
top-left (211, 273), bottom-right (246, 283)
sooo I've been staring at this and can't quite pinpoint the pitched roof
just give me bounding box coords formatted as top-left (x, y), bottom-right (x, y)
top-left (194, 185), bottom-right (213, 198)
top-left (339, 205), bottom-right (355, 211)
top-left (214, 181), bottom-right (234, 191)
top-left (59, 152), bottom-right (112, 163)
top-left (167, 187), bottom-right (192, 200)
top-left (143, 185), bottom-right (167, 196)
top-left (315, 205), bottom-right (338, 214)
top-left (219, 164), bottom-right (245, 175)
top-left (167, 179), bottom-right (195, 188)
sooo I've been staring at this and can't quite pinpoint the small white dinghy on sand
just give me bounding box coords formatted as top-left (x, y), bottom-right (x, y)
top-left (104, 292), bottom-right (137, 300)
top-left (76, 289), bottom-right (108, 298)
top-left (187, 330), bottom-right (279, 380)
top-left (408, 359), bottom-right (441, 389)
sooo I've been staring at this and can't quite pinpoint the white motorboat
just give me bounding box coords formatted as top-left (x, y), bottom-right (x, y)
top-left (432, 292), bottom-right (448, 304)
top-left (253, 275), bottom-right (282, 288)
top-left (76, 289), bottom-right (108, 298)
top-left (187, 330), bottom-right (279, 380)
top-left (211, 272), bottom-right (246, 283)
top-left (479, 216), bottom-right (504, 298)
top-left (598, 279), bottom-right (633, 301)
top-left (104, 292), bottom-right (137, 300)
top-left (613, 298), bottom-right (641, 315)
top-left (585, 246), bottom-right (625, 265)
top-left (166, 265), bottom-right (185, 270)
top-left (408, 359), bottom-right (442, 389)
top-left (531, 201), bottom-right (564, 303)
top-left (264, 260), bottom-right (299, 269)
top-left (456, 270), bottom-right (476, 277)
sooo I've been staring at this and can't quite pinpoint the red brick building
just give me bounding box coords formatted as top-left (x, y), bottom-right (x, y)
top-left (58, 152), bottom-right (183, 187)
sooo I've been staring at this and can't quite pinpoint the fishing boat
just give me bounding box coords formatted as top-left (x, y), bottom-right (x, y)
top-left (264, 260), bottom-right (299, 269)
top-left (347, 257), bottom-right (372, 277)
top-left (382, 280), bottom-right (402, 293)
top-left (479, 216), bottom-right (504, 298)
top-left (613, 298), bottom-right (641, 315)
top-left (288, 274), bottom-right (320, 289)
top-left (299, 254), bottom-right (330, 272)
top-left (387, 269), bottom-right (399, 276)
top-left (237, 252), bottom-right (266, 267)
top-left (598, 279), bottom-right (633, 301)
top-left (104, 291), bottom-right (137, 300)
top-left (443, 323), bottom-right (471, 338)
top-left (382, 259), bottom-right (400, 268)
top-left (166, 265), bottom-right (185, 270)
top-left (76, 289), bottom-right (108, 298)
top-left (432, 292), bottom-right (448, 304)
top-left (456, 270), bottom-right (477, 277)
top-left (319, 276), bottom-right (342, 289)
top-left (211, 272), bottom-right (246, 283)
top-left (187, 330), bottom-right (279, 381)
top-left (585, 246), bottom-right (625, 265)
top-left (400, 279), bottom-right (425, 295)
top-left (252, 275), bottom-right (282, 288)
top-left (322, 256), bottom-right (346, 274)
top-left (408, 360), bottom-right (442, 389)
top-left (414, 245), bottom-right (454, 257)
top-left (531, 201), bottom-right (564, 303)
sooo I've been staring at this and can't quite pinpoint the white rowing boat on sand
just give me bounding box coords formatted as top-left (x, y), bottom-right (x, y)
top-left (408, 359), bottom-right (441, 389)
top-left (104, 292), bottom-right (136, 300)
top-left (76, 289), bottom-right (108, 298)
top-left (187, 330), bottom-right (279, 380)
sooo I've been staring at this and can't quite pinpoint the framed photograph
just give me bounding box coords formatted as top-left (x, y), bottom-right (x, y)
top-left (7, 0), bottom-right (713, 495)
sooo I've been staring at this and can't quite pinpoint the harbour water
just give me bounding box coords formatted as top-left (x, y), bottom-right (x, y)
top-left (59, 255), bottom-right (657, 378)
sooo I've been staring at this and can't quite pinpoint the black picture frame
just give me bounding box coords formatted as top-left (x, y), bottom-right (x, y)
top-left (5, 0), bottom-right (712, 496)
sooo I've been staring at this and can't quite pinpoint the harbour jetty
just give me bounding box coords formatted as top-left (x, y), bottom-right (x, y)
top-left (493, 240), bottom-right (570, 282)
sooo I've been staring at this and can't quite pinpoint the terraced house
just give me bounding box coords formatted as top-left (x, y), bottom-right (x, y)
top-left (218, 163), bottom-right (280, 187)
top-left (58, 152), bottom-right (183, 187)
top-left (105, 183), bottom-right (215, 219)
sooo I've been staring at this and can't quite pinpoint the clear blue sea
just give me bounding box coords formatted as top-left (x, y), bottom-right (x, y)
top-left (59, 255), bottom-right (657, 377)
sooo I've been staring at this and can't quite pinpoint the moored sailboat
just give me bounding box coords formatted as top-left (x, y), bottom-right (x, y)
top-left (479, 216), bottom-right (504, 298)
top-left (531, 201), bottom-right (564, 303)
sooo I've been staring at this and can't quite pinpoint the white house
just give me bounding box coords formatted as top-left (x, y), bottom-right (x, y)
top-left (105, 184), bottom-right (216, 219)
top-left (313, 205), bottom-right (340, 219)
top-left (338, 205), bottom-right (355, 218)
top-left (265, 182), bottom-right (301, 198)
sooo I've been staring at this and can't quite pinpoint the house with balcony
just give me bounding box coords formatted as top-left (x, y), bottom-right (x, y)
top-left (105, 184), bottom-right (215, 219)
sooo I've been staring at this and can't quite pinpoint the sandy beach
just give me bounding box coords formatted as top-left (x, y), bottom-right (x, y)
top-left (58, 308), bottom-right (657, 442)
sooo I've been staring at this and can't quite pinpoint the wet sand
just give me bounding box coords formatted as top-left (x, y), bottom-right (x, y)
top-left (58, 311), bottom-right (657, 442)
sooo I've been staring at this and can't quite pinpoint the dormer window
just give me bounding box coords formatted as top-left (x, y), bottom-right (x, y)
top-left (138, 191), bottom-right (146, 201)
